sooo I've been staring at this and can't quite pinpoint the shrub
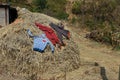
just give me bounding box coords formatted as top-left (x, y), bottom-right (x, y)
top-left (31, 0), bottom-right (68, 20)
top-left (56, 11), bottom-right (69, 20)
top-left (72, 1), bottom-right (83, 14)
top-left (45, 0), bottom-right (68, 20)
top-left (71, 17), bottom-right (77, 24)
top-left (32, 0), bottom-right (47, 12)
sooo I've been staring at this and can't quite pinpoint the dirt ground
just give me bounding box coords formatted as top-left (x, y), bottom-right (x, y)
top-left (67, 26), bottom-right (120, 80)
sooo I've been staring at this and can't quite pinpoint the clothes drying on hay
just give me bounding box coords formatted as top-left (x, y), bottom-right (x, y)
top-left (27, 29), bottom-right (54, 53)
top-left (49, 22), bottom-right (70, 46)
top-left (35, 22), bottom-right (60, 46)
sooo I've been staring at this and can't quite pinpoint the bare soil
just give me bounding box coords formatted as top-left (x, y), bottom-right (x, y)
top-left (67, 26), bottom-right (120, 80)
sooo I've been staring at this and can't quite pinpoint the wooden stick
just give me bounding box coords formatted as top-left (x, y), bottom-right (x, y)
top-left (100, 67), bottom-right (108, 80)
top-left (118, 65), bottom-right (120, 80)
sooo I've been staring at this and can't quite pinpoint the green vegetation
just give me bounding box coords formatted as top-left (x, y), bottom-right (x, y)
top-left (32, 0), bottom-right (68, 20)
top-left (72, 1), bottom-right (83, 15)
top-left (71, 17), bottom-right (77, 24)
top-left (32, 0), bottom-right (47, 12)
top-left (0, 0), bottom-right (32, 11)
top-left (0, 0), bottom-right (68, 20)
top-left (46, 0), bottom-right (68, 20)
top-left (72, 0), bottom-right (120, 49)
top-left (72, 0), bottom-right (119, 24)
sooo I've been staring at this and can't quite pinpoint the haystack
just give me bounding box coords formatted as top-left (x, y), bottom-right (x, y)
top-left (0, 7), bottom-right (80, 80)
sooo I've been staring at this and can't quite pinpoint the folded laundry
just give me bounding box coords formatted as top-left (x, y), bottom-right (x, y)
top-left (27, 29), bottom-right (54, 53)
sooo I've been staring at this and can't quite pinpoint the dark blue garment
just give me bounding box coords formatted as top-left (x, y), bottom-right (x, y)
top-left (27, 29), bottom-right (54, 53)
top-left (49, 23), bottom-right (70, 46)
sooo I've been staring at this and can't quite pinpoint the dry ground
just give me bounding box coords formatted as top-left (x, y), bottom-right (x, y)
top-left (66, 26), bottom-right (120, 80)
top-left (65, 0), bottom-right (120, 79)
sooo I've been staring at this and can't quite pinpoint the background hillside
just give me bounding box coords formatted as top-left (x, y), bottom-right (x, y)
top-left (71, 0), bottom-right (120, 49)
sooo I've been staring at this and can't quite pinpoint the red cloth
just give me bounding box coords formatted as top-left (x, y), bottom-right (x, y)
top-left (35, 22), bottom-right (60, 46)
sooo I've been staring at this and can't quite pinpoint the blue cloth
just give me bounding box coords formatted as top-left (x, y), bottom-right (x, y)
top-left (27, 29), bottom-right (54, 53)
